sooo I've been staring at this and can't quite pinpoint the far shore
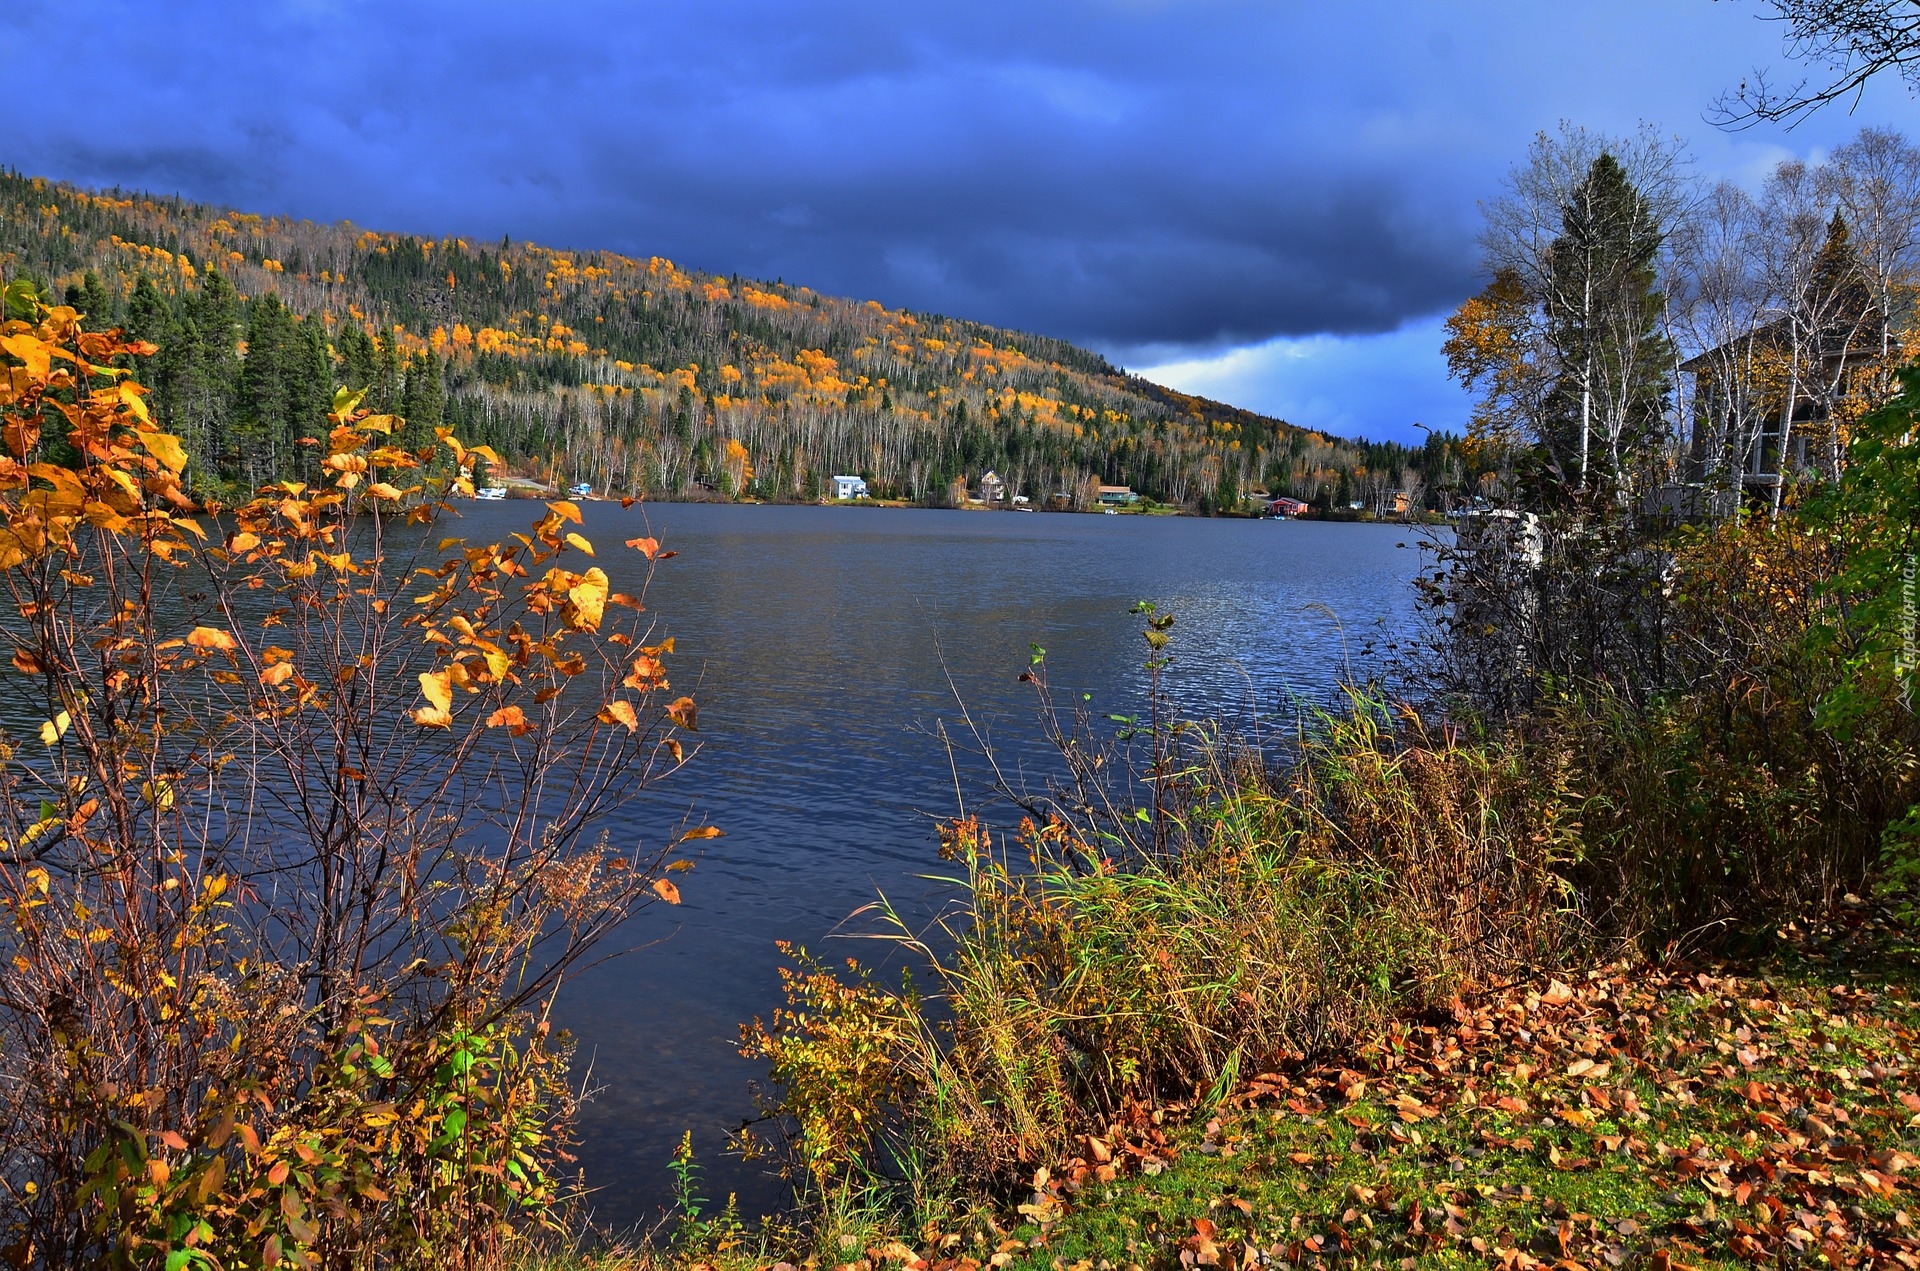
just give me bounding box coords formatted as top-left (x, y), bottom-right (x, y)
top-left (477, 480), bottom-right (1441, 525)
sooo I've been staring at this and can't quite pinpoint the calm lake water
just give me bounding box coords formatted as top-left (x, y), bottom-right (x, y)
top-left (440, 502), bottom-right (1430, 1227)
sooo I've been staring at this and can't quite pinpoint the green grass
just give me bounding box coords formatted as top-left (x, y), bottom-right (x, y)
top-left (970, 934), bottom-right (1920, 1271)
top-left (522, 922), bottom-right (1920, 1271)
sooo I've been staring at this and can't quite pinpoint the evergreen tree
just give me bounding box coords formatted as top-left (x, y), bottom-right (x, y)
top-left (400, 349), bottom-right (446, 442)
top-left (125, 275), bottom-right (170, 347)
top-left (176, 270), bottom-right (243, 484)
top-left (371, 327), bottom-right (404, 413)
top-left (63, 270), bottom-right (115, 326)
top-left (1541, 153), bottom-right (1673, 493)
top-left (236, 294), bottom-right (295, 487)
top-left (289, 319), bottom-right (331, 477)
top-left (1807, 210), bottom-right (1874, 340)
top-left (336, 322), bottom-right (378, 397)
top-left (1216, 462), bottom-right (1240, 513)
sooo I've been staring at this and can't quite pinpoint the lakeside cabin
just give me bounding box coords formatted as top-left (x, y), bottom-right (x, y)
top-left (830, 475), bottom-right (869, 500)
top-left (1096, 484), bottom-right (1138, 506)
top-left (977, 471), bottom-right (1006, 503)
top-left (1265, 496), bottom-right (1310, 518)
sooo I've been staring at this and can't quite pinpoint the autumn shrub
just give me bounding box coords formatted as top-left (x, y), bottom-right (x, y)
top-left (0, 297), bottom-right (701, 1267)
top-left (1516, 504), bottom-right (1920, 945)
top-left (741, 618), bottom-right (1575, 1208)
top-left (1413, 382), bottom-right (1920, 947)
top-left (1810, 365), bottom-right (1920, 909)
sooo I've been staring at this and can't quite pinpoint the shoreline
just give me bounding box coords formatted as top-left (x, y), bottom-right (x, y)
top-left (480, 486), bottom-right (1441, 526)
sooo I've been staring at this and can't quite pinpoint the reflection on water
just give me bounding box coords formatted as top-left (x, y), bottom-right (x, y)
top-left (433, 502), bottom-right (1429, 1227)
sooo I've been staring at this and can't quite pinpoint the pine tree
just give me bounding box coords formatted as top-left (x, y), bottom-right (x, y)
top-left (63, 270), bottom-right (115, 327)
top-left (371, 327), bottom-right (404, 413)
top-left (1807, 211), bottom-right (1873, 342)
top-left (1541, 154), bottom-right (1673, 493)
top-left (334, 320), bottom-right (378, 395)
top-left (179, 270), bottom-right (243, 485)
top-left (400, 349), bottom-right (445, 443)
top-left (236, 294), bottom-right (295, 487)
top-left (126, 275), bottom-right (170, 348)
top-left (289, 319), bottom-right (331, 480)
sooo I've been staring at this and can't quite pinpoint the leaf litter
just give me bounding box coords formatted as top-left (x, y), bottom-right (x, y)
top-left (849, 907), bottom-right (1920, 1271)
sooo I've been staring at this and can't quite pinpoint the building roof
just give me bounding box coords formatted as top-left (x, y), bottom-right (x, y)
top-left (1680, 288), bottom-right (1912, 375)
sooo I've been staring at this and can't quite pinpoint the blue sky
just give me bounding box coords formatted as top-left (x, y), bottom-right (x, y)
top-left (4, 1), bottom-right (1918, 444)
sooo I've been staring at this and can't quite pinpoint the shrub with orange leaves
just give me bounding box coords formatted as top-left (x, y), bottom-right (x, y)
top-left (0, 293), bottom-right (701, 1266)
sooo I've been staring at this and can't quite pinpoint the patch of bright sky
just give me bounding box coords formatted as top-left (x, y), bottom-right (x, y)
top-left (1132, 316), bottom-right (1464, 445)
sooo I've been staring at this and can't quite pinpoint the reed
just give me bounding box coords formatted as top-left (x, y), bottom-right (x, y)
top-left (742, 686), bottom-right (1577, 1211)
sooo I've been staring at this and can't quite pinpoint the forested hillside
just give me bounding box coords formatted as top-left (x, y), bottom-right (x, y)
top-left (0, 170), bottom-right (1464, 508)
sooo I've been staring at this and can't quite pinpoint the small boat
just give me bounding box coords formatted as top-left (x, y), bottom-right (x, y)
top-left (475, 486), bottom-right (508, 501)
top-left (568, 482), bottom-right (594, 498)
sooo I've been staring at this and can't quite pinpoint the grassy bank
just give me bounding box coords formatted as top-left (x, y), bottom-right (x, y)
top-left (980, 925), bottom-right (1918, 1271)
top-left (699, 536), bottom-right (1919, 1268)
top-left (611, 912), bottom-right (1915, 1271)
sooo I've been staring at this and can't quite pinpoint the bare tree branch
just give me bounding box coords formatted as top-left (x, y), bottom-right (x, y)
top-left (1711, 0), bottom-right (1920, 129)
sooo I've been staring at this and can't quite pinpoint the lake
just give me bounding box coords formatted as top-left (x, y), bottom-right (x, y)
top-left (442, 501), bottom-right (1431, 1227)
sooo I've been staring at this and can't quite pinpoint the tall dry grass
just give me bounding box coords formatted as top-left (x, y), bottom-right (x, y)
top-left (741, 691), bottom-right (1577, 1202)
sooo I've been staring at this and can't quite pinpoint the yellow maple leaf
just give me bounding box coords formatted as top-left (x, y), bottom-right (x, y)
top-left (418, 669), bottom-right (453, 715)
top-left (145, 433), bottom-right (189, 475)
top-left (568, 567), bottom-right (608, 631)
top-left (597, 699), bottom-right (638, 732)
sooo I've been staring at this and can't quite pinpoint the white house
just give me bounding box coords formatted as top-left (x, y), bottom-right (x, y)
top-left (830, 475), bottom-right (869, 500)
top-left (977, 470), bottom-right (1006, 503)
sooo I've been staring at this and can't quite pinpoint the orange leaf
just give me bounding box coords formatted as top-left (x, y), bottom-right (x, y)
top-left (11, 649), bottom-right (42, 675)
top-left (676, 825), bottom-right (725, 843)
top-left (652, 878), bottom-right (681, 905)
top-left (597, 699), bottom-right (639, 732)
top-left (666, 695), bottom-right (698, 730)
top-left (186, 626), bottom-right (237, 652)
top-left (626, 535), bottom-right (661, 559)
top-left (486, 705), bottom-right (527, 729)
top-left (117, 380), bottom-right (152, 424)
top-left (0, 333), bottom-right (51, 377)
top-left (145, 433), bottom-right (189, 475)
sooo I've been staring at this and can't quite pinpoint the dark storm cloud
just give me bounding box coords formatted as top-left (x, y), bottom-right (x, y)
top-left (0, 0), bottom-right (1494, 348)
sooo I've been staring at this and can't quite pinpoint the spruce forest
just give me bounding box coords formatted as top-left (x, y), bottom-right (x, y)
top-left (0, 170), bottom-right (1458, 511)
